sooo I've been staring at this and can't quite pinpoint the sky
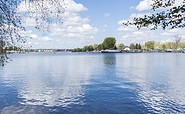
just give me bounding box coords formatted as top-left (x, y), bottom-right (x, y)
top-left (17, 0), bottom-right (185, 49)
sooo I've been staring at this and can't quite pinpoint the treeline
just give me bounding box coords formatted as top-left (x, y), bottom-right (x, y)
top-left (72, 44), bottom-right (102, 52)
top-left (72, 42), bottom-right (142, 52)
top-left (0, 46), bottom-right (22, 54)
top-left (72, 37), bottom-right (148, 52)
top-left (0, 40), bottom-right (21, 54)
top-left (72, 37), bottom-right (117, 52)
top-left (143, 41), bottom-right (185, 50)
top-left (72, 37), bottom-right (185, 52)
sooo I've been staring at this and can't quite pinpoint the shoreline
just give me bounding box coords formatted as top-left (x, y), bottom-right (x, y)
top-left (1, 51), bottom-right (184, 55)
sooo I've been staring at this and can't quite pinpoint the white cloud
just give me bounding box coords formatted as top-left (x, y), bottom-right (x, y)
top-left (133, 31), bottom-right (144, 35)
top-left (117, 25), bottom-right (136, 32)
top-left (118, 19), bottom-right (161, 45)
top-left (103, 24), bottom-right (108, 28)
top-left (174, 0), bottom-right (184, 6)
top-left (117, 13), bottom-right (150, 33)
top-left (103, 24), bottom-right (108, 32)
top-left (118, 13), bottom-right (151, 26)
top-left (40, 37), bottom-right (53, 41)
top-left (130, 13), bottom-right (151, 18)
top-left (118, 20), bottom-right (128, 25)
top-left (17, 0), bottom-right (87, 13)
top-left (118, 19), bottom-right (185, 45)
top-left (50, 23), bottom-right (97, 38)
top-left (64, 0), bottom-right (87, 12)
top-left (22, 18), bottom-right (37, 27)
top-left (136, 0), bottom-right (153, 11)
top-left (20, 30), bottom-right (38, 39)
top-left (17, 0), bottom-right (98, 48)
top-left (47, 4), bottom-right (98, 38)
top-left (129, 6), bottom-right (135, 10)
top-left (30, 34), bottom-right (38, 39)
top-left (119, 30), bottom-right (158, 45)
top-left (135, 0), bottom-right (184, 11)
top-left (104, 13), bottom-right (111, 18)
top-left (161, 28), bottom-right (185, 37)
top-left (28, 41), bottom-right (32, 45)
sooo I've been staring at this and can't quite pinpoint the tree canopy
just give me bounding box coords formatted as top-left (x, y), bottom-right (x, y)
top-left (0, 0), bottom-right (65, 49)
top-left (145, 41), bottom-right (155, 49)
top-left (102, 37), bottom-right (116, 50)
top-left (124, 0), bottom-right (185, 30)
top-left (117, 43), bottom-right (125, 50)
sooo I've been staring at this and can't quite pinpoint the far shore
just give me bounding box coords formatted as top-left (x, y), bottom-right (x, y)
top-left (1, 48), bottom-right (185, 54)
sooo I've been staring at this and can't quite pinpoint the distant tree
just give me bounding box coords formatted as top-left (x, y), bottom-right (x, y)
top-left (154, 42), bottom-right (161, 49)
top-left (82, 46), bottom-right (88, 52)
top-left (145, 41), bottom-right (155, 49)
top-left (124, 0), bottom-right (185, 30)
top-left (102, 37), bottom-right (116, 50)
top-left (162, 44), bottom-right (167, 50)
top-left (88, 45), bottom-right (94, 51)
top-left (166, 42), bottom-right (176, 49)
top-left (175, 36), bottom-right (183, 49)
top-left (136, 43), bottom-right (139, 49)
top-left (117, 43), bottom-right (125, 50)
top-left (138, 43), bottom-right (142, 49)
top-left (162, 44), bottom-right (166, 50)
top-left (97, 44), bottom-right (102, 51)
top-left (93, 44), bottom-right (98, 51)
top-left (77, 48), bottom-right (82, 52)
top-left (130, 43), bottom-right (136, 49)
top-left (180, 42), bottom-right (185, 48)
top-left (72, 48), bottom-right (83, 52)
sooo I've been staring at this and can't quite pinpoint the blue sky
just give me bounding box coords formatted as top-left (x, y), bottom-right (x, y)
top-left (75, 0), bottom-right (138, 42)
top-left (17, 0), bottom-right (185, 49)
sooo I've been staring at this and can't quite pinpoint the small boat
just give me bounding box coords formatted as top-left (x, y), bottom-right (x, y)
top-left (101, 49), bottom-right (121, 53)
top-left (183, 49), bottom-right (185, 53)
top-left (166, 49), bottom-right (173, 52)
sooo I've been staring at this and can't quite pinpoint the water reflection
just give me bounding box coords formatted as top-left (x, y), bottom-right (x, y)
top-left (103, 54), bottom-right (116, 65)
top-left (1, 54), bottom-right (96, 107)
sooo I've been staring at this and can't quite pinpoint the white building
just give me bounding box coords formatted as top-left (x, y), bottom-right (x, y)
top-left (124, 47), bottom-right (130, 51)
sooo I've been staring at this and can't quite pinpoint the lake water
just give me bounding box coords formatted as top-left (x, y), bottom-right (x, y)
top-left (0, 52), bottom-right (185, 114)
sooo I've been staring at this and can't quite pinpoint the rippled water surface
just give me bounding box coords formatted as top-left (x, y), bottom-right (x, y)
top-left (0, 52), bottom-right (185, 114)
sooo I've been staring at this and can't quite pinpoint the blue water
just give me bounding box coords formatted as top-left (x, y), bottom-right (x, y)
top-left (0, 52), bottom-right (185, 114)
